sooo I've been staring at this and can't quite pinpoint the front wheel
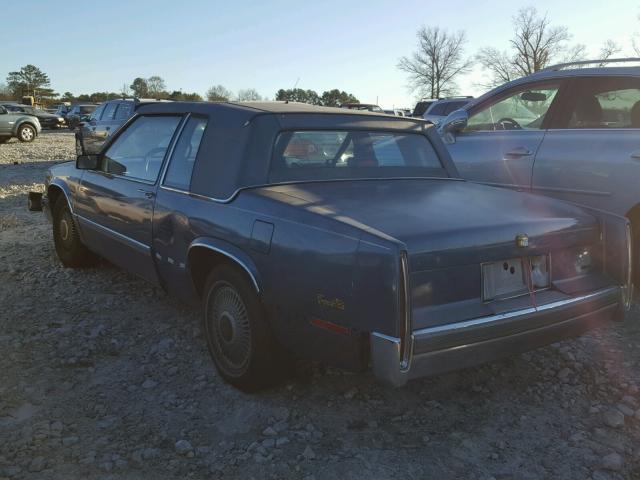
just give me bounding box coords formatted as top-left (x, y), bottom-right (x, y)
top-left (202, 265), bottom-right (286, 392)
top-left (17, 124), bottom-right (36, 142)
top-left (52, 198), bottom-right (96, 267)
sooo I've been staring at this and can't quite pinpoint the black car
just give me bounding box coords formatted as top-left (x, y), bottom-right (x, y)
top-left (1, 103), bottom-right (65, 129)
top-left (76, 98), bottom-right (166, 155)
top-left (66, 104), bottom-right (97, 130)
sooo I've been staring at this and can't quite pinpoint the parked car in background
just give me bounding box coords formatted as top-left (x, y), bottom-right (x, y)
top-left (0, 105), bottom-right (41, 142)
top-left (53, 104), bottom-right (71, 120)
top-left (411, 98), bottom-right (439, 118)
top-left (340, 103), bottom-right (383, 112)
top-left (439, 58), bottom-right (640, 286)
top-left (66, 104), bottom-right (97, 130)
top-left (1, 103), bottom-right (65, 129)
top-left (383, 109), bottom-right (406, 116)
top-left (423, 97), bottom-right (473, 126)
top-left (76, 98), bottom-right (168, 155)
top-left (31, 101), bottom-right (630, 391)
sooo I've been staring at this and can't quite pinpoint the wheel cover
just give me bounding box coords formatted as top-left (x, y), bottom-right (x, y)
top-left (20, 127), bottom-right (34, 141)
top-left (207, 283), bottom-right (252, 376)
top-left (57, 210), bottom-right (74, 250)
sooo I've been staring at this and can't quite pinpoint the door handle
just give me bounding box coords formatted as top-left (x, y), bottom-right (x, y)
top-left (630, 151), bottom-right (640, 160)
top-left (138, 189), bottom-right (155, 199)
top-left (504, 147), bottom-right (533, 159)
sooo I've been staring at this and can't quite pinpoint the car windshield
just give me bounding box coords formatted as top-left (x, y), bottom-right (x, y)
top-left (270, 130), bottom-right (447, 182)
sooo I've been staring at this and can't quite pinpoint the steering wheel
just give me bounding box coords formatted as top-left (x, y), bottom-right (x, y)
top-left (144, 147), bottom-right (167, 173)
top-left (497, 117), bottom-right (522, 130)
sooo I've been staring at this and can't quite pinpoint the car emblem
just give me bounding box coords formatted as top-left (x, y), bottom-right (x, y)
top-left (515, 234), bottom-right (529, 248)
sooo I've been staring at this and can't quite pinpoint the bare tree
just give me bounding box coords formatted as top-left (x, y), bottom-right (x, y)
top-left (147, 76), bottom-right (167, 97)
top-left (398, 26), bottom-right (472, 99)
top-left (206, 85), bottom-right (233, 102)
top-left (478, 7), bottom-right (585, 87)
top-left (236, 88), bottom-right (263, 101)
top-left (599, 39), bottom-right (622, 64)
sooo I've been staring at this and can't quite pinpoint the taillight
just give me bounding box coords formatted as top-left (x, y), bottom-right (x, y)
top-left (399, 251), bottom-right (412, 370)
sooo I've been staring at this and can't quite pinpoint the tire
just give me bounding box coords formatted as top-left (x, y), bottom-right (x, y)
top-left (17, 124), bottom-right (36, 142)
top-left (52, 197), bottom-right (95, 267)
top-left (202, 265), bottom-right (285, 392)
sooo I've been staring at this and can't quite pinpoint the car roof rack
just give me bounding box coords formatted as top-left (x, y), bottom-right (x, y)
top-left (542, 57), bottom-right (640, 71)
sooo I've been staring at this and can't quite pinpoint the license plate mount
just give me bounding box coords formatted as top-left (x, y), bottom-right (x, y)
top-left (482, 255), bottom-right (549, 302)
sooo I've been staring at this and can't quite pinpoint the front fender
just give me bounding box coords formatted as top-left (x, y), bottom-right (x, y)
top-left (12, 116), bottom-right (39, 135)
top-left (187, 236), bottom-right (262, 293)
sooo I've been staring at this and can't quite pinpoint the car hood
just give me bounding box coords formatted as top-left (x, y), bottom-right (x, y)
top-left (257, 179), bottom-right (599, 269)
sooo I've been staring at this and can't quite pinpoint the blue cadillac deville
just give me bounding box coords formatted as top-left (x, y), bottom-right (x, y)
top-left (32, 101), bottom-right (631, 391)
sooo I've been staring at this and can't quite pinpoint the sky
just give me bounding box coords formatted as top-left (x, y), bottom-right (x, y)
top-left (1, 0), bottom-right (638, 109)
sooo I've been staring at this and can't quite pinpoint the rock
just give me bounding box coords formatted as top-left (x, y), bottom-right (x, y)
top-left (262, 438), bottom-right (276, 448)
top-left (142, 379), bottom-right (157, 389)
top-left (142, 447), bottom-right (161, 459)
top-left (2, 466), bottom-right (20, 477)
top-left (28, 457), bottom-right (46, 473)
top-left (175, 439), bottom-right (193, 455)
top-left (344, 388), bottom-right (358, 399)
top-left (616, 403), bottom-right (634, 417)
top-left (601, 452), bottom-right (624, 471)
top-left (276, 437), bottom-right (290, 447)
top-left (62, 435), bottom-right (79, 447)
top-left (558, 368), bottom-right (572, 381)
top-left (603, 409), bottom-right (625, 428)
top-left (302, 445), bottom-right (316, 460)
top-left (262, 426), bottom-right (278, 436)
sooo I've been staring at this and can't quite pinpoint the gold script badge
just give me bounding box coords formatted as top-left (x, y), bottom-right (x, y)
top-left (316, 294), bottom-right (345, 311)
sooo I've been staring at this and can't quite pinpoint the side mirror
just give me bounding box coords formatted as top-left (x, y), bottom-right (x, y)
top-left (76, 154), bottom-right (99, 170)
top-left (440, 108), bottom-right (469, 134)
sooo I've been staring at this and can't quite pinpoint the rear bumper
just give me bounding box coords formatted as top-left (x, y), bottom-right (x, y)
top-left (371, 286), bottom-right (622, 386)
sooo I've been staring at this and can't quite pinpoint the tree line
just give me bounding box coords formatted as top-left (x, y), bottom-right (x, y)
top-left (398, 5), bottom-right (632, 100)
top-left (0, 68), bottom-right (360, 107)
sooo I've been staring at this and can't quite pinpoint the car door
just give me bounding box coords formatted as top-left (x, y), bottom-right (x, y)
top-left (74, 114), bottom-right (183, 283)
top-left (81, 103), bottom-right (106, 154)
top-left (0, 106), bottom-right (12, 134)
top-left (446, 80), bottom-right (563, 190)
top-left (532, 76), bottom-right (640, 217)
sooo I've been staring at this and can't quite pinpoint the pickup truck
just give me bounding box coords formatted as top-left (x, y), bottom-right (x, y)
top-left (30, 101), bottom-right (631, 392)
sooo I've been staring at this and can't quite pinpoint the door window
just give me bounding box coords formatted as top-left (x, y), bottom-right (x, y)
top-left (563, 77), bottom-right (640, 129)
top-left (465, 85), bottom-right (559, 132)
top-left (89, 104), bottom-right (106, 121)
top-left (101, 102), bottom-right (118, 121)
top-left (163, 117), bottom-right (208, 190)
top-left (114, 102), bottom-right (134, 121)
top-left (102, 116), bottom-right (181, 182)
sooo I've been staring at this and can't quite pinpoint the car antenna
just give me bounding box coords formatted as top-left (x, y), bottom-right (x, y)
top-left (285, 77), bottom-right (300, 104)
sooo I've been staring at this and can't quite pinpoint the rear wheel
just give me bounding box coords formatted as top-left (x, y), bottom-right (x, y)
top-left (17, 124), bottom-right (36, 142)
top-left (202, 265), bottom-right (285, 391)
top-left (52, 197), bottom-right (95, 267)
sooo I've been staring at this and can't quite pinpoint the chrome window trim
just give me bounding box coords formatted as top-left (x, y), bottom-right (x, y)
top-left (187, 241), bottom-right (260, 293)
top-left (76, 214), bottom-right (150, 255)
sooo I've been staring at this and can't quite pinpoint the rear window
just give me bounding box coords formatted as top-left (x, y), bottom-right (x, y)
top-left (270, 130), bottom-right (445, 182)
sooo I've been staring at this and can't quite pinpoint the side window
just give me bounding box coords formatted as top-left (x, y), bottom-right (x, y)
top-left (90, 104), bottom-right (106, 121)
top-left (101, 102), bottom-right (118, 121)
top-left (444, 101), bottom-right (468, 115)
top-left (163, 117), bottom-right (208, 190)
top-left (103, 116), bottom-right (181, 182)
top-left (465, 84), bottom-right (559, 132)
top-left (114, 102), bottom-right (133, 121)
top-left (428, 103), bottom-right (447, 116)
top-left (565, 77), bottom-right (640, 129)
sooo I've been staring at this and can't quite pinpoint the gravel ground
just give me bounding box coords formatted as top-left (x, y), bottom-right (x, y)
top-left (2, 132), bottom-right (640, 479)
